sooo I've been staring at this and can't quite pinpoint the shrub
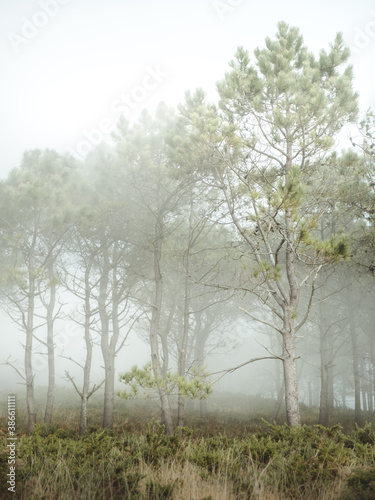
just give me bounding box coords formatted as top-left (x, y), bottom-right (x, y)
top-left (342, 468), bottom-right (375, 500)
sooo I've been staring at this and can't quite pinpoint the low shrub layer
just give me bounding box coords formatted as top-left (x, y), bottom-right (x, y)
top-left (1, 420), bottom-right (375, 499)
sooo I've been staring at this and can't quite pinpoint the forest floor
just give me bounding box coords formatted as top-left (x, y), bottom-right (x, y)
top-left (1, 389), bottom-right (375, 499)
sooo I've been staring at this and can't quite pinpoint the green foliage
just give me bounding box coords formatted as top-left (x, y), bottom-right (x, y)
top-left (2, 419), bottom-right (375, 499)
top-left (253, 260), bottom-right (282, 281)
top-left (353, 422), bottom-right (375, 446)
top-left (298, 226), bottom-right (350, 263)
top-left (141, 420), bottom-right (183, 464)
top-left (118, 363), bottom-right (212, 401)
top-left (273, 165), bottom-right (306, 213)
top-left (343, 468), bottom-right (375, 500)
top-left (218, 22), bottom-right (358, 144)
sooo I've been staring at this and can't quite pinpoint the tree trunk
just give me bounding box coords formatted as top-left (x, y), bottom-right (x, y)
top-left (282, 325), bottom-right (300, 427)
top-left (307, 379), bottom-right (313, 407)
top-left (44, 263), bottom-right (56, 426)
top-left (103, 284), bottom-right (120, 430)
top-left (348, 293), bottom-right (361, 426)
top-left (79, 395), bottom-right (89, 436)
top-left (99, 247), bottom-right (115, 430)
top-left (369, 338), bottom-right (375, 413)
top-left (273, 379), bottom-right (285, 420)
top-left (341, 380), bottom-right (347, 408)
top-left (192, 314), bottom-right (210, 422)
top-left (177, 270), bottom-right (190, 427)
top-left (177, 193), bottom-right (194, 428)
top-left (79, 263), bottom-right (95, 435)
top-left (360, 358), bottom-right (368, 413)
top-left (26, 274), bottom-right (36, 435)
top-left (282, 177), bottom-right (301, 427)
top-left (150, 216), bottom-right (174, 436)
top-left (319, 295), bottom-right (330, 426)
top-left (327, 360), bottom-right (334, 411)
top-left (103, 357), bottom-right (115, 429)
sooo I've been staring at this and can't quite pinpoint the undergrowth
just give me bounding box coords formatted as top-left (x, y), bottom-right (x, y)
top-left (1, 420), bottom-right (374, 499)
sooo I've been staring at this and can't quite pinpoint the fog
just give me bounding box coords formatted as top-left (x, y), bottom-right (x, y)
top-left (0, 1), bottom-right (375, 436)
top-left (1, 0), bottom-right (375, 175)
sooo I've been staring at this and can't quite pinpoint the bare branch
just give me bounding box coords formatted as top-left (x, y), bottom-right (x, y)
top-left (210, 355), bottom-right (282, 384)
top-left (238, 306), bottom-right (283, 335)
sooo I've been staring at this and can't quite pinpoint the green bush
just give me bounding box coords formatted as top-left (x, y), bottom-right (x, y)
top-left (342, 468), bottom-right (375, 500)
top-left (2, 421), bottom-right (375, 499)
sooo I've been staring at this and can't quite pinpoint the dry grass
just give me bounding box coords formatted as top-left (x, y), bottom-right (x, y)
top-left (1, 389), bottom-right (375, 499)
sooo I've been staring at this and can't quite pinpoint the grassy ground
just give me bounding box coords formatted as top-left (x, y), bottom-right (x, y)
top-left (1, 389), bottom-right (375, 499)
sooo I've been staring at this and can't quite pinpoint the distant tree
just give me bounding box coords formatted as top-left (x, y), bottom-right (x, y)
top-left (113, 107), bottom-right (191, 435)
top-left (62, 240), bottom-right (104, 436)
top-left (62, 148), bottom-right (142, 431)
top-left (0, 150), bottom-right (75, 433)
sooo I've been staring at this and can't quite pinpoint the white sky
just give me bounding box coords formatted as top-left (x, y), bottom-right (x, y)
top-left (0, 0), bottom-right (375, 178)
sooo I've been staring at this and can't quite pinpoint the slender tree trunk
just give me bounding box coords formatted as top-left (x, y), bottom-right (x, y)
top-left (274, 335), bottom-right (282, 400)
top-left (273, 379), bottom-right (285, 421)
top-left (327, 359), bottom-right (334, 411)
top-left (150, 216), bottom-right (174, 436)
top-left (161, 303), bottom-right (175, 377)
top-left (341, 380), bottom-right (347, 408)
top-left (79, 261), bottom-right (95, 435)
top-left (103, 284), bottom-right (120, 430)
top-left (362, 387), bottom-right (367, 412)
top-left (308, 379), bottom-right (313, 407)
top-left (282, 324), bottom-right (300, 426)
top-left (177, 267), bottom-right (190, 427)
top-left (283, 198), bottom-right (301, 427)
top-left (80, 336), bottom-right (93, 437)
top-left (319, 295), bottom-right (330, 426)
top-left (103, 356), bottom-right (115, 429)
top-left (193, 313), bottom-right (210, 421)
top-left (103, 306), bottom-right (119, 431)
top-left (99, 249), bottom-right (115, 430)
top-left (369, 338), bottom-right (375, 413)
top-left (282, 156), bottom-right (301, 426)
top-left (177, 193), bottom-right (194, 427)
top-left (79, 395), bottom-right (89, 436)
top-left (360, 359), bottom-right (368, 412)
top-left (102, 243), bottom-right (128, 430)
top-left (44, 263), bottom-right (56, 426)
top-left (26, 274), bottom-right (36, 435)
top-left (348, 294), bottom-right (361, 426)
top-left (367, 383), bottom-right (373, 413)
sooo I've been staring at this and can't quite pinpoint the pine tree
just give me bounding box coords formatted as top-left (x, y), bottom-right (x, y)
top-left (181, 22), bottom-right (358, 426)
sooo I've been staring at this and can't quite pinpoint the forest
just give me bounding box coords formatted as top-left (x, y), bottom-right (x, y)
top-left (1, 22), bottom-right (375, 499)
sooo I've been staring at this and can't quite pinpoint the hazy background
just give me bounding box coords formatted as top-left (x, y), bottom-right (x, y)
top-left (1, 0), bottom-right (375, 176)
top-left (1, 0), bottom-right (374, 396)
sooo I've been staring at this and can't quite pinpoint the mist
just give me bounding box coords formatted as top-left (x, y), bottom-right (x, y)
top-left (0, 3), bottom-right (375, 498)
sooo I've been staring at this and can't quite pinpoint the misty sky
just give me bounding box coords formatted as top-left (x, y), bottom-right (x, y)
top-left (1, 0), bottom-right (375, 179)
